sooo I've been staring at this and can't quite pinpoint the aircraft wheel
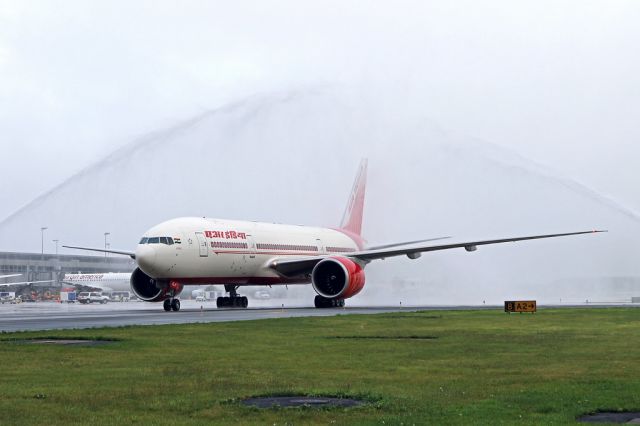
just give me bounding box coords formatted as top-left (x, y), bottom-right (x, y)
top-left (314, 296), bottom-right (343, 308)
top-left (171, 299), bottom-right (180, 312)
top-left (314, 295), bottom-right (330, 308)
top-left (163, 299), bottom-right (171, 312)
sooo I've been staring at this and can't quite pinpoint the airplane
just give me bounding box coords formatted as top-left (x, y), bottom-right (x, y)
top-left (64, 159), bottom-right (605, 312)
top-left (0, 274), bottom-right (23, 280)
top-left (0, 274), bottom-right (55, 287)
top-left (61, 273), bottom-right (213, 298)
top-left (61, 273), bottom-right (132, 292)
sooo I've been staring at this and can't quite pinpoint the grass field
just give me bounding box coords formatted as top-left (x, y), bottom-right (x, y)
top-left (1, 308), bottom-right (639, 425)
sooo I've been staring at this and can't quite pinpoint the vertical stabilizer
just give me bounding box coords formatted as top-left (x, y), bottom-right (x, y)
top-left (340, 159), bottom-right (368, 236)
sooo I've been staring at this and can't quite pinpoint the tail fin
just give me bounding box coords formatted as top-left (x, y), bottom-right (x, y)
top-left (340, 159), bottom-right (368, 236)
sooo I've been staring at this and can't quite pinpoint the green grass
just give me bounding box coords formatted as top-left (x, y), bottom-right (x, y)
top-left (1, 308), bottom-right (639, 425)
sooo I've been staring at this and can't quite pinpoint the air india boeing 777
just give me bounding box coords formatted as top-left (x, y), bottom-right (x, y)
top-left (65, 160), bottom-right (604, 312)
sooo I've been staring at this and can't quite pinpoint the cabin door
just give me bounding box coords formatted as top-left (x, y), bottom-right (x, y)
top-left (195, 232), bottom-right (208, 257)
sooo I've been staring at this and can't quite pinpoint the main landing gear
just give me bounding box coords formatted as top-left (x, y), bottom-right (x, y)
top-left (163, 298), bottom-right (181, 312)
top-left (314, 295), bottom-right (345, 308)
top-left (216, 285), bottom-right (248, 308)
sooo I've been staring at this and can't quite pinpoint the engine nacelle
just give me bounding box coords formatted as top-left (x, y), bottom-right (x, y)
top-left (130, 268), bottom-right (183, 302)
top-left (311, 257), bottom-right (365, 300)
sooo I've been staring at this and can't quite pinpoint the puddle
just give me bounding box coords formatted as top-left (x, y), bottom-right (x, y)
top-left (242, 396), bottom-right (364, 408)
top-left (331, 335), bottom-right (437, 340)
top-left (9, 339), bottom-right (115, 346)
top-left (578, 412), bottom-right (640, 423)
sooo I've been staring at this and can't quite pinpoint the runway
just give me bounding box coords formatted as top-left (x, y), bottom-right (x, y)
top-left (0, 301), bottom-right (635, 332)
top-left (0, 301), bottom-right (429, 332)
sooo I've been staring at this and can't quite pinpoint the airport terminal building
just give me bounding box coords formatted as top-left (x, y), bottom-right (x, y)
top-left (0, 251), bottom-right (135, 285)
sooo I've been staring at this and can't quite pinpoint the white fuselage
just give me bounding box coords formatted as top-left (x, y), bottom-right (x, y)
top-left (135, 217), bottom-right (360, 286)
top-left (63, 273), bottom-right (132, 292)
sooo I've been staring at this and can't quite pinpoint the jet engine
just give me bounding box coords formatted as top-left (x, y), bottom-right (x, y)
top-left (130, 267), bottom-right (183, 302)
top-left (311, 257), bottom-right (365, 300)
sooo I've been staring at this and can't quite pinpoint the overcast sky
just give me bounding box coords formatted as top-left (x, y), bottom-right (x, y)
top-left (1, 0), bottom-right (639, 222)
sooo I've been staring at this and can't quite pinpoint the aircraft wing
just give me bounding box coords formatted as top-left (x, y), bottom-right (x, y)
top-left (62, 245), bottom-right (136, 259)
top-left (366, 236), bottom-right (450, 250)
top-left (60, 281), bottom-right (112, 291)
top-left (269, 256), bottom-right (323, 277)
top-left (0, 274), bottom-right (22, 280)
top-left (0, 280), bottom-right (55, 287)
top-left (269, 230), bottom-right (604, 277)
top-left (349, 230), bottom-right (606, 261)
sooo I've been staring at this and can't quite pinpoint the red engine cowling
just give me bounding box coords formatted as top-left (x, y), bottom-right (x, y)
top-left (311, 257), bottom-right (365, 300)
top-left (130, 268), bottom-right (183, 302)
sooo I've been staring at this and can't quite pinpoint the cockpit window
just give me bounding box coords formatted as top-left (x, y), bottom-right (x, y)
top-left (140, 236), bottom-right (175, 245)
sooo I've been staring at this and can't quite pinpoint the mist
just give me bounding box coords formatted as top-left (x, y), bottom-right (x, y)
top-left (1, 1), bottom-right (639, 304)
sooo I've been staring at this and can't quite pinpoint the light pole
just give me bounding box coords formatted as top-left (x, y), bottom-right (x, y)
top-left (104, 232), bottom-right (110, 258)
top-left (52, 239), bottom-right (59, 256)
top-left (40, 227), bottom-right (48, 255)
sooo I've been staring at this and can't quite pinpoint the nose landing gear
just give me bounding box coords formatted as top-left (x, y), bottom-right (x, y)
top-left (163, 284), bottom-right (182, 312)
top-left (216, 285), bottom-right (249, 308)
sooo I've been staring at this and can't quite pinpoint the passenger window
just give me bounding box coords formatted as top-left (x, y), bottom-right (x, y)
top-left (148, 237), bottom-right (160, 244)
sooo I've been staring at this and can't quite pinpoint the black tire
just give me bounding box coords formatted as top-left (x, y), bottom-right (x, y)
top-left (216, 297), bottom-right (222, 308)
top-left (314, 295), bottom-right (344, 308)
top-left (163, 299), bottom-right (171, 312)
top-left (171, 299), bottom-right (180, 312)
top-left (241, 297), bottom-right (248, 308)
top-left (314, 295), bottom-right (330, 308)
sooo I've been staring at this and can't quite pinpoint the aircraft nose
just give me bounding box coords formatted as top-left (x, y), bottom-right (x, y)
top-left (136, 245), bottom-right (157, 275)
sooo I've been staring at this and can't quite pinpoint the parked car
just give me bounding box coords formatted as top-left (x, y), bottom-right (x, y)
top-left (77, 292), bottom-right (109, 304)
top-left (0, 292), bottom-right (16, 304)
top-left (110, 291), bottom-right (131, 302)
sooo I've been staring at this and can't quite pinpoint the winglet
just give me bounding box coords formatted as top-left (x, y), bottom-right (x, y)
top-left (340, 159), bottom-right (368, 236)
